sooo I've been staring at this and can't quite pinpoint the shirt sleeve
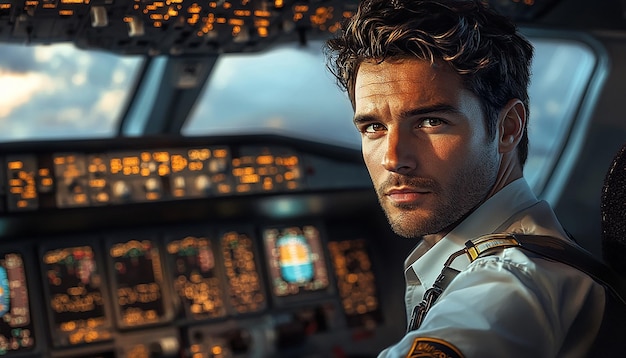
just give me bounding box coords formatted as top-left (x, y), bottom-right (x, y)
top-left (378, 248), bottom-right (604, 358)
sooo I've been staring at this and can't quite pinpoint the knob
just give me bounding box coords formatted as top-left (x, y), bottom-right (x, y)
top-left (112, 181), bottom-right (132, 200)
top-left (172, 176), bottom-right (186, 190)
top-left (144, 178), bottom-right (160, 193)
top-left (149, 337), bottom-right (180, 358)
top-left (195, 175), bottom-right (212, 193)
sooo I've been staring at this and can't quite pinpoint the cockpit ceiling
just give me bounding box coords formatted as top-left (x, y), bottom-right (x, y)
top-left (0, 0), bottom-right (617, 56)
top-left (0, 0), bottom-right (361, 56)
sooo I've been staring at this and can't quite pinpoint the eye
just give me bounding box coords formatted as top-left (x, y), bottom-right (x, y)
top-left (362, 123), bottom-right (386, 133)
top-left (417, 118), bottom-right (444, 128)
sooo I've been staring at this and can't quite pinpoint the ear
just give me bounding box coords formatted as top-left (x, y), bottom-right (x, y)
top-left (497, 99), bottom-right (526, 154)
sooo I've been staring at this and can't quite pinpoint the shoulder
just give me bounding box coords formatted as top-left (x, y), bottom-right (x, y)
top-left (415, 246), bottom-right (605, 356)
top-left (458, 246), bottom-right (602, 303)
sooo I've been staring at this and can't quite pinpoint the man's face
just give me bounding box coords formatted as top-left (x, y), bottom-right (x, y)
top-left (354, 59), bottom-right (500, 239)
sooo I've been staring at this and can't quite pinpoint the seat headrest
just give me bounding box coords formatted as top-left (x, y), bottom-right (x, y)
top-left (602, 143), bottom-right (626, 274)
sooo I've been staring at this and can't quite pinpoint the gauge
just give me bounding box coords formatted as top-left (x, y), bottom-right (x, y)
top-left (166, 235), bottom-right (227, 321)
top-left (108, 238), bottom-right (172, 328)
top-left (220, 230), bottom-right (266, 314)
top-left (42, 245), bottom-right (113, 347)
top-left (328, 239), bottom-right (381, 327)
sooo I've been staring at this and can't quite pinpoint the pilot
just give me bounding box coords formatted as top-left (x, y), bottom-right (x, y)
top-left (325, 0), bottom-right (605, 357)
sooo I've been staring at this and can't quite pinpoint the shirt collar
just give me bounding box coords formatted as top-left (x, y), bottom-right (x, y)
top-left (405, 178), bottom-right (538, 289)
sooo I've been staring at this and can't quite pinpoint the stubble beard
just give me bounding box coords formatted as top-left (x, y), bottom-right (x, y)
top-left (377, 157), bottom-right (498, 239)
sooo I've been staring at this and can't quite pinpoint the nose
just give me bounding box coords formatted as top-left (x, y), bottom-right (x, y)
top-left (381, 128), bottom-right (416, 174)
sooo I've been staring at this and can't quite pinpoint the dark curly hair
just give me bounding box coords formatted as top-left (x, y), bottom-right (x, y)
top-left (325, 0), bottom-right (534, 166)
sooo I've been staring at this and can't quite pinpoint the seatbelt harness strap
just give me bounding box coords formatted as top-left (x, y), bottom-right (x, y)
top-left (407, 233), bottom-right (626, 333)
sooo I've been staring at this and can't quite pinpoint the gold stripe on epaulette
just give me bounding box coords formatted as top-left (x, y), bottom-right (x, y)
top-left (465, 233), bottom-right (521, 261)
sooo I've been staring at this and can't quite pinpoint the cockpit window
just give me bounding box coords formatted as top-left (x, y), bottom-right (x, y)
top-left (0, 36), bottom-right (598, 194)
top-left (183, 37), bottom-right (598, 193)
top-left (0, 43), bottom-right (143, 142)
top-left (182, 42), bottom-right (360, 148)
top-left (524, 38), bottom-right (597, 191)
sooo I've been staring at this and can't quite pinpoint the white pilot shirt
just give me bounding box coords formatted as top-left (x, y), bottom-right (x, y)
top-left (378, 178), bottom-right (606, 358)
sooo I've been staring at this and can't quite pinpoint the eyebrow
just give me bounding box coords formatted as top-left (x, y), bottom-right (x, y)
top-left (353, 103), bottom-right (462, 125)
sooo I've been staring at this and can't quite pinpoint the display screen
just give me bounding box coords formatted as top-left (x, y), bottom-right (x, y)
top-left (166, 235), bottom-right (227, 320)
top-left (43, 245), bottom-right (112, 346)
top-left (0, 252), bottom-right (35, 355)
top-left (109, 239), bottom-right (169, 328)
top-left (220, 231), bottom-right (266, 314)
top-left (263, 225), bottom-right (329, 298)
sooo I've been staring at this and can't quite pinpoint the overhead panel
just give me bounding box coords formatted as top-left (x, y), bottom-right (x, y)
top-left (0, 0), bottom-right (360, 55)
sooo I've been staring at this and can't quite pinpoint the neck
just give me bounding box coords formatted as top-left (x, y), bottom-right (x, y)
top-left (488, 152), bottom-right (524, 198)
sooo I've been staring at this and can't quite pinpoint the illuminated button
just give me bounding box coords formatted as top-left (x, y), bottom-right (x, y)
top-left (38, 168), bottom-right (54, 193)
top-left (95, 191), bottom-right (110, 203)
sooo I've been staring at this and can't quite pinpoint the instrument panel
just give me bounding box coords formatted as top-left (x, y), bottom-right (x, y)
top-left (0, 136), bottom-right (408, 357)
top-left (0, 219), bottom-right (387, 357)
top-left (4, 145), bottom-right (304, 212)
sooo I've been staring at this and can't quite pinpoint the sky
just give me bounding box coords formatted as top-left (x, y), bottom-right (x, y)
top-left (0, 43), bottom-right (141, 141)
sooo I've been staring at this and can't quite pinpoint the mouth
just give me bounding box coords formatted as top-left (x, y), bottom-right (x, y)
top-left (384, 187), bottom-right (431, 205)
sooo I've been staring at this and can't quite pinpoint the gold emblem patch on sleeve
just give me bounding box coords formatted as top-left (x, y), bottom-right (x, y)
top-left (406, 337), bottom-right (464, 358)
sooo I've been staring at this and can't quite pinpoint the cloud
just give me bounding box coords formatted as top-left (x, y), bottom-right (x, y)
top-left (0, 71), bottom-right (57, 117)
top-left (93, 88), bottom-right (126, 124)
top-left (112, 68), bottom-right (129, 85)
top-left (56, 107), bottom-right (84, 125)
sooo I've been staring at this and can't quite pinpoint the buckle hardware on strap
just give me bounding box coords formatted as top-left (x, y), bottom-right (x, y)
top-left (407, 249), bottom-right (464, 333)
